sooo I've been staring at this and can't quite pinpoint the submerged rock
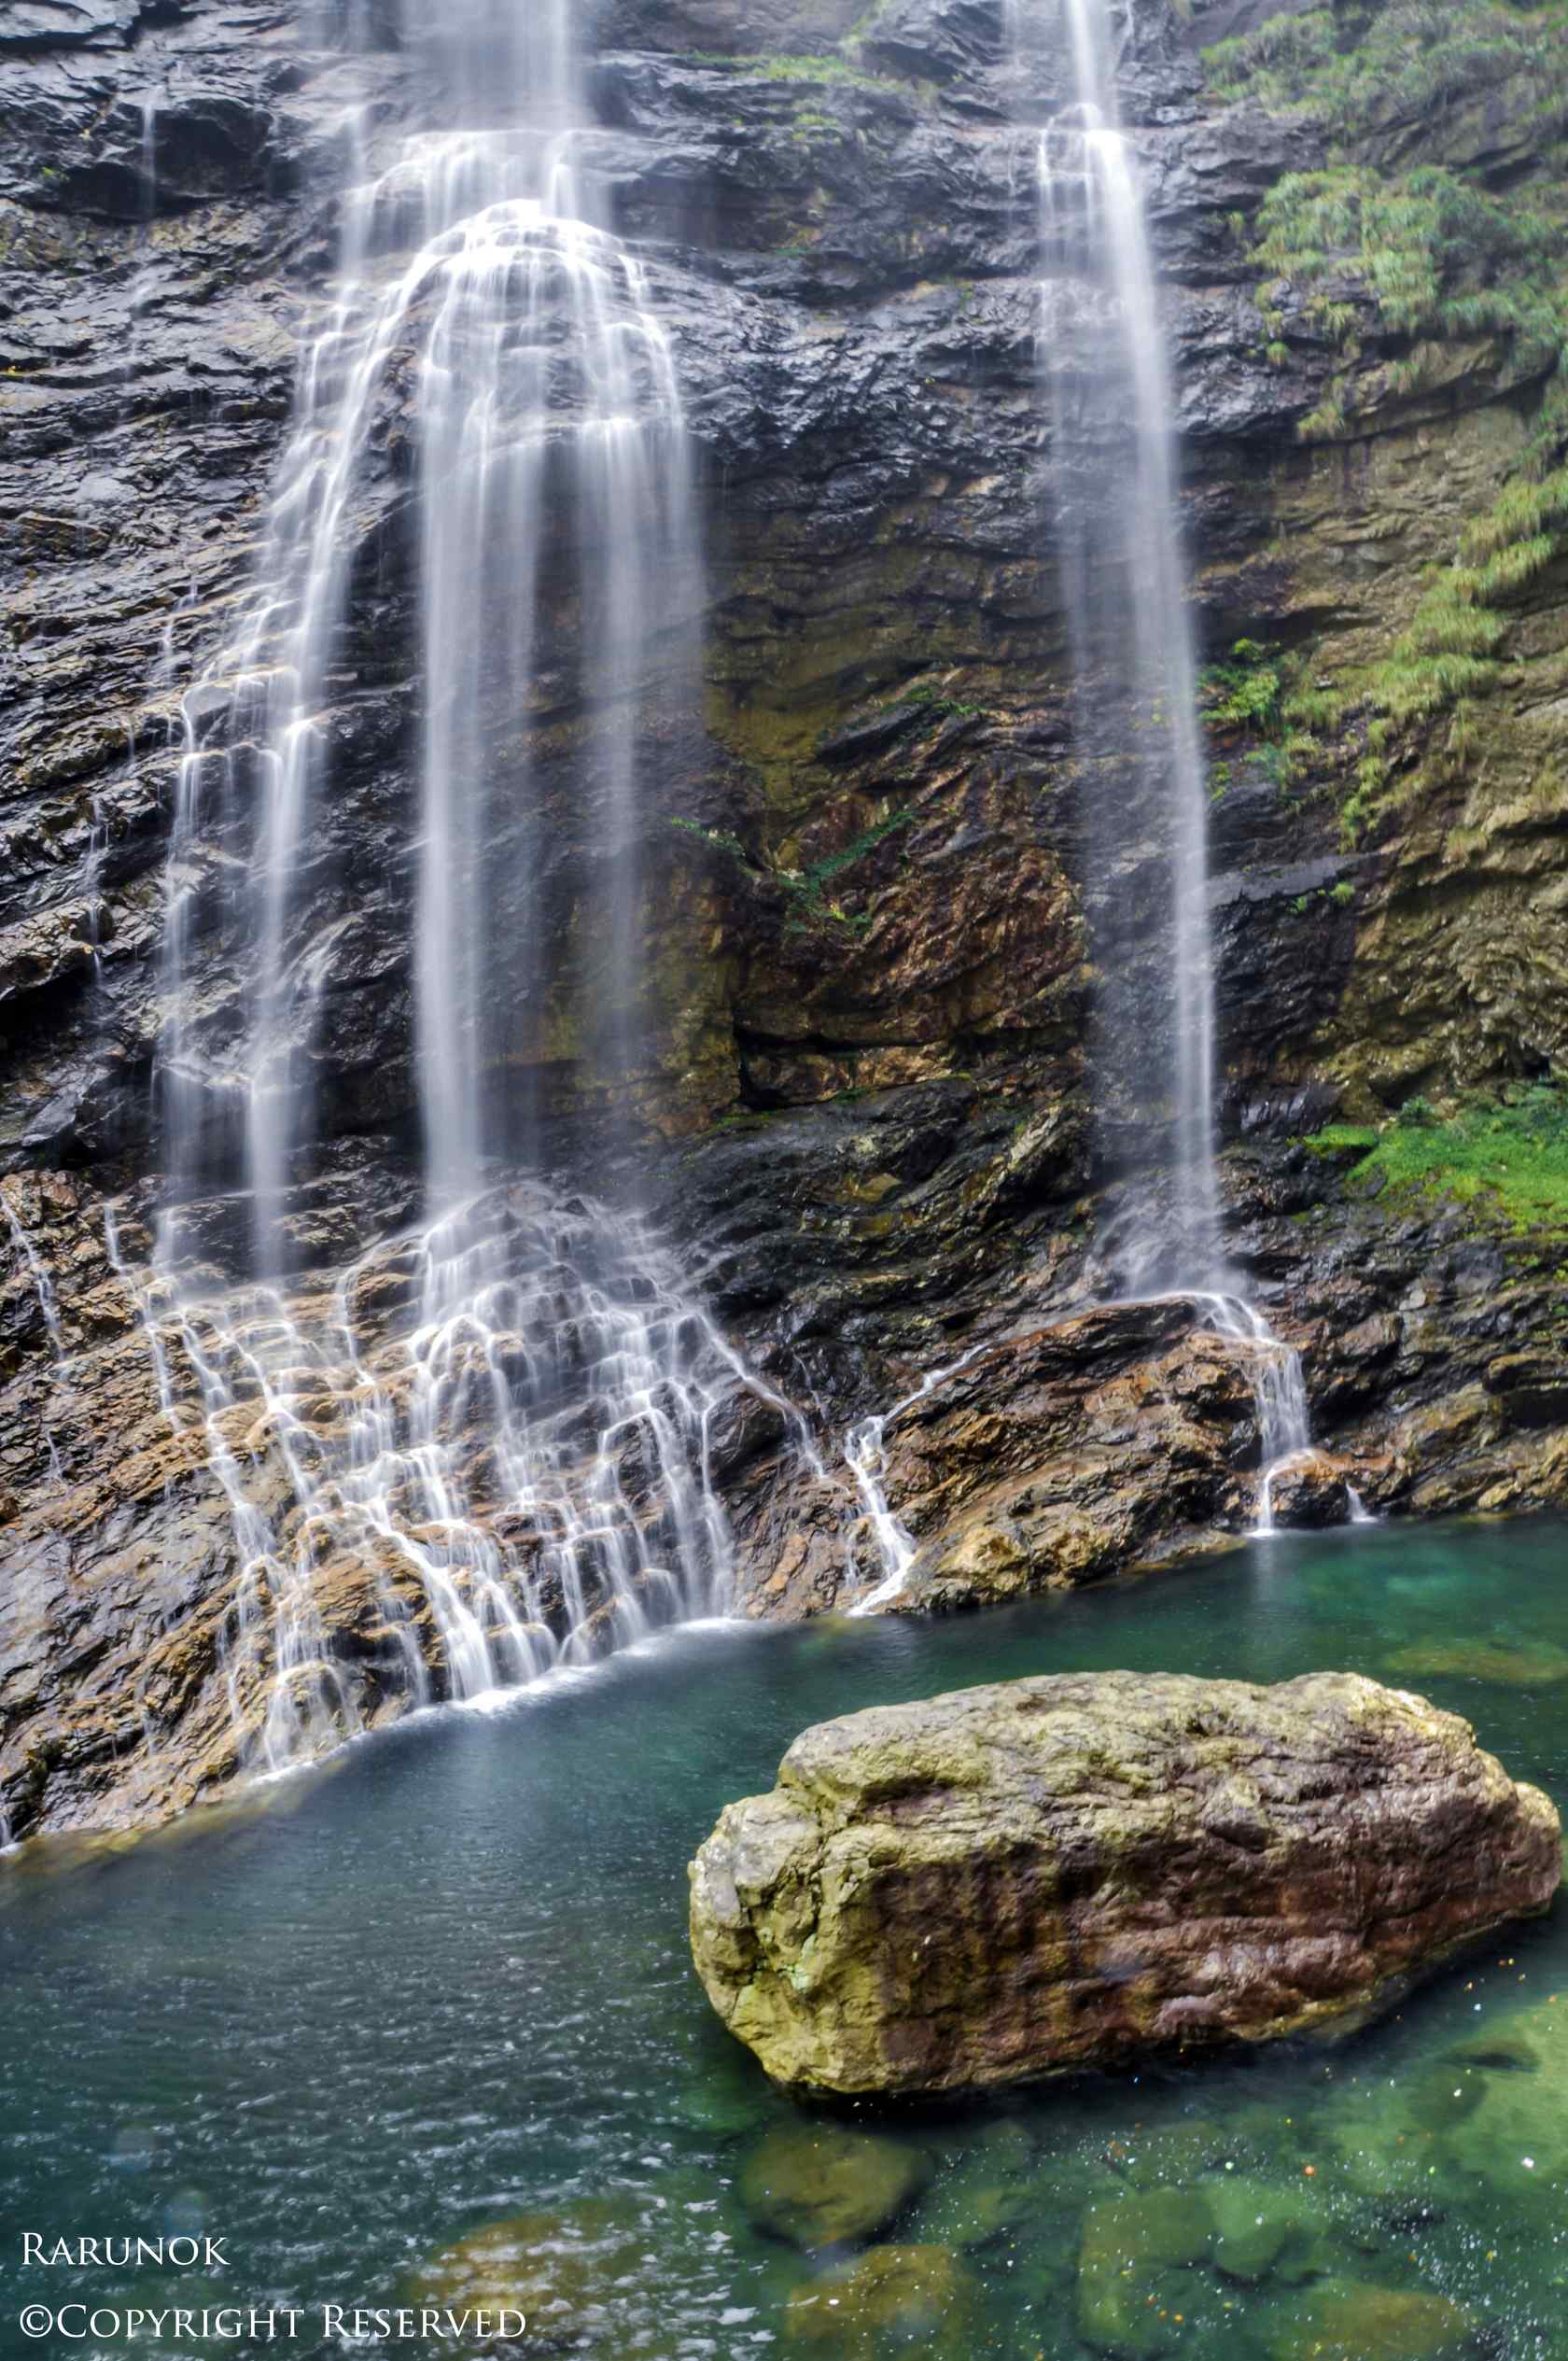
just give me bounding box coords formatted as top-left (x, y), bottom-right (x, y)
top-left (740, 2121), bottom-right (932, 2250)
top-left (688, 1670), bottom-right (1561, 2097)
top-left (783, 2242), bottom-right (978, 2355)
top-left (1266, 2279), bottom-right (1476, 2361)
top-left (1077, 2190), bottom-right (1214, 2357)
top-left (1384, 1637), bottom-right (1568, 1689)
top-left (412, 2200), bottom-right (648, 2345)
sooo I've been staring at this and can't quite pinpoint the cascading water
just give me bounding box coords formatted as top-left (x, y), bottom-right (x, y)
top-left (846, 1343), bottom-right (994, 1611)
top-left (1029, 0), bottom-right (1323, 1530)
top-left (1037, 2), bottom-right (1219, 1293)
top-left (128, 0), bottom-right (782, 1775)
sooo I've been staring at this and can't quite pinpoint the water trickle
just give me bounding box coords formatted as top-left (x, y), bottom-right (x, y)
top-left (4, 1188), bottom-right (70, 1486)
top-left (3, 1189), bottom-right (66, 1362)
top-left (848, 1345), bottom-right (991, 1609)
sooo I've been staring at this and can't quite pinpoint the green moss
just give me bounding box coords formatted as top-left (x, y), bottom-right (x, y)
top-left (1203, 0), bottom-right (1568, 146)
top-left (689, 50), bottom-right (893, 90)
top-left (782, 806), bottom-right (916, 935)
top-left (1254, 200), bottom-right (1565, 834)
top-left (1306, 1085), bottom-right (1568, 1227)
top-left (667, 807), bottom-right (914, 940)
top-left (1204, 4), bottom-right (1568, 841)
top-left (886, 676), bottom-right (989, 723)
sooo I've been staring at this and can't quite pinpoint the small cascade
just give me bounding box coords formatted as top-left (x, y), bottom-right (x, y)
top-left (847, 1345), bottom-right (990, 1610)
top-left (1196, 1292), bottom-right (1313, 1534)
top-left (114, 1188), bottom-right (775, 1764)
top-left (845, 1412), bottom-right (916, 1610)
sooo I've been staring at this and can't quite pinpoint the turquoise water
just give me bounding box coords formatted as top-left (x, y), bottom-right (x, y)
top-left (2, 1517), bottom-right (1566, 2359)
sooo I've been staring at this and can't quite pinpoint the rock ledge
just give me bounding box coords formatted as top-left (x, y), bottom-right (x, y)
top-left (688, 1670), bottom-right (1561, 2095)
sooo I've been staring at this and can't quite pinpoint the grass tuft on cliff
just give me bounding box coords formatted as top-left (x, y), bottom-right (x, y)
top-left (1309, 1085), bottom-right (1568, 1228)
top-left (1206, 0), bottom-right (1568, 841)
top-left (1204, 0), bottom-right (1568, 144)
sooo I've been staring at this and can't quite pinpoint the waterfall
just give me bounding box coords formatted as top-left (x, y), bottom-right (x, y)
top-left (131, 0), bottom-right (777, 1777)
top-left (1029, 0), bottom-right (1328, 1532)
top-left (1036, 0), bottom-right (1218, 1290)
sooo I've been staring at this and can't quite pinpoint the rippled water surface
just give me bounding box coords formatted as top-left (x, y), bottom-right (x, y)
top-left (3, 1518), bottom-right (1566, 2358)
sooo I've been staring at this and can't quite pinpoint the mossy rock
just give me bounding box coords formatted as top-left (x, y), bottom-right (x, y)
top-left (411, 2200), bottom-right (647, 2348)
top-left (1077, 2191), bottom-right (1214, 2357)
top-left (1266, 2279), bottom-right (1476, 2361)
top-left (1206, 2176), bottom-right (1310, 2284)
top-left (783, 2242), bottom-right (978, 2355)
top-left (742, 2122), bottom-right (932, 2250)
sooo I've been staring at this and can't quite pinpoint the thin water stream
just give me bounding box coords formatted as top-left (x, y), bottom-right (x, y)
top-left (1025, 0), bottom-right (1331, 1531)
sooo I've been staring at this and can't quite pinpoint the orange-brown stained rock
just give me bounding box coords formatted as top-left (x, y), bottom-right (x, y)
top-left (688, 1669), bottom-right (1562, 2097)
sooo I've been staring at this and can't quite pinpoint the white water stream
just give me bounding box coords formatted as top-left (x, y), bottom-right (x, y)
top-left (128, 0), bottom-right (791, 1770)
top-left (1029, 0), bottom-right (1333, 1535)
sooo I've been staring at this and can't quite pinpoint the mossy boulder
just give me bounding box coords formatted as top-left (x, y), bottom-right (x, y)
top-left (411, 2200), bottom-right (647, 2347)
top-left (1266, 2279), bottom-right (1476, 2361)
top-left (782, 2243), bottom-right (978, 2355)
top-left (688, 1670), bottom-right (1561, 2097)
top-left (1205, 2176), bottom-right (1310, 2284)
top-left (740, 2122), bottom-right (931, 2250)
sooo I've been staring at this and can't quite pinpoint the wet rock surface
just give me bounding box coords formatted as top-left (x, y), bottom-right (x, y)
top-left (688, 1669), bottom-right (1561, 2096)
top-left (2, 0), bottom-right (1568, 1846)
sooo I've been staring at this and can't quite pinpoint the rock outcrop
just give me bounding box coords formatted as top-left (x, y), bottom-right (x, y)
top-left (688, 1670), bottom-right (1561, 2096)
top-left (5, 0), bottom-right (1568, 1845)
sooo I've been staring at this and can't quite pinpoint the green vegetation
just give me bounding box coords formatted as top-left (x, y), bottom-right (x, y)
top-left (1203, 0), bottom-right (1568, 840)
top-left (782, 807), bottom-right (916, 934)
top-left (1199, 639), bottom-right (1323, 789)
top-left (690, 51), bottom-right (891, 90)
top-left (668, 808), bottom-right (915, 936)
top-left (887, 677), bottom-right (988, 724)
top-left (667, 814), bottom-right (749, 864)
top-left (1205, 0), bottom-right (1568, 141)
top-left (1200, 637), bottom-right (1285, 731)
top-left (1307, 1084), bottom-right (1568, 1227)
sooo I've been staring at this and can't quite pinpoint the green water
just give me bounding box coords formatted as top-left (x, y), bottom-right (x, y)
top-left (2, 1517), bottom-right (1566, 2360)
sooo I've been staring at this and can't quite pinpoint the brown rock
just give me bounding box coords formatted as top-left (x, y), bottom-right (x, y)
top-left (1264, 1451), bottom-right (1351, 1527)
top-left (688, 1670), bottom-right (1561, 2097)
top-left (1483, 1350), bottom-right (1568, 1432)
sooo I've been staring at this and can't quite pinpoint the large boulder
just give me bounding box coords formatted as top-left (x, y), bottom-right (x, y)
top-left (688, 1670), bottom-right (1561, 2097)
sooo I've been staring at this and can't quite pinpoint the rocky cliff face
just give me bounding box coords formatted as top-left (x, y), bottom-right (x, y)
top-left (4, 0), bottom-right (1568, 1843)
